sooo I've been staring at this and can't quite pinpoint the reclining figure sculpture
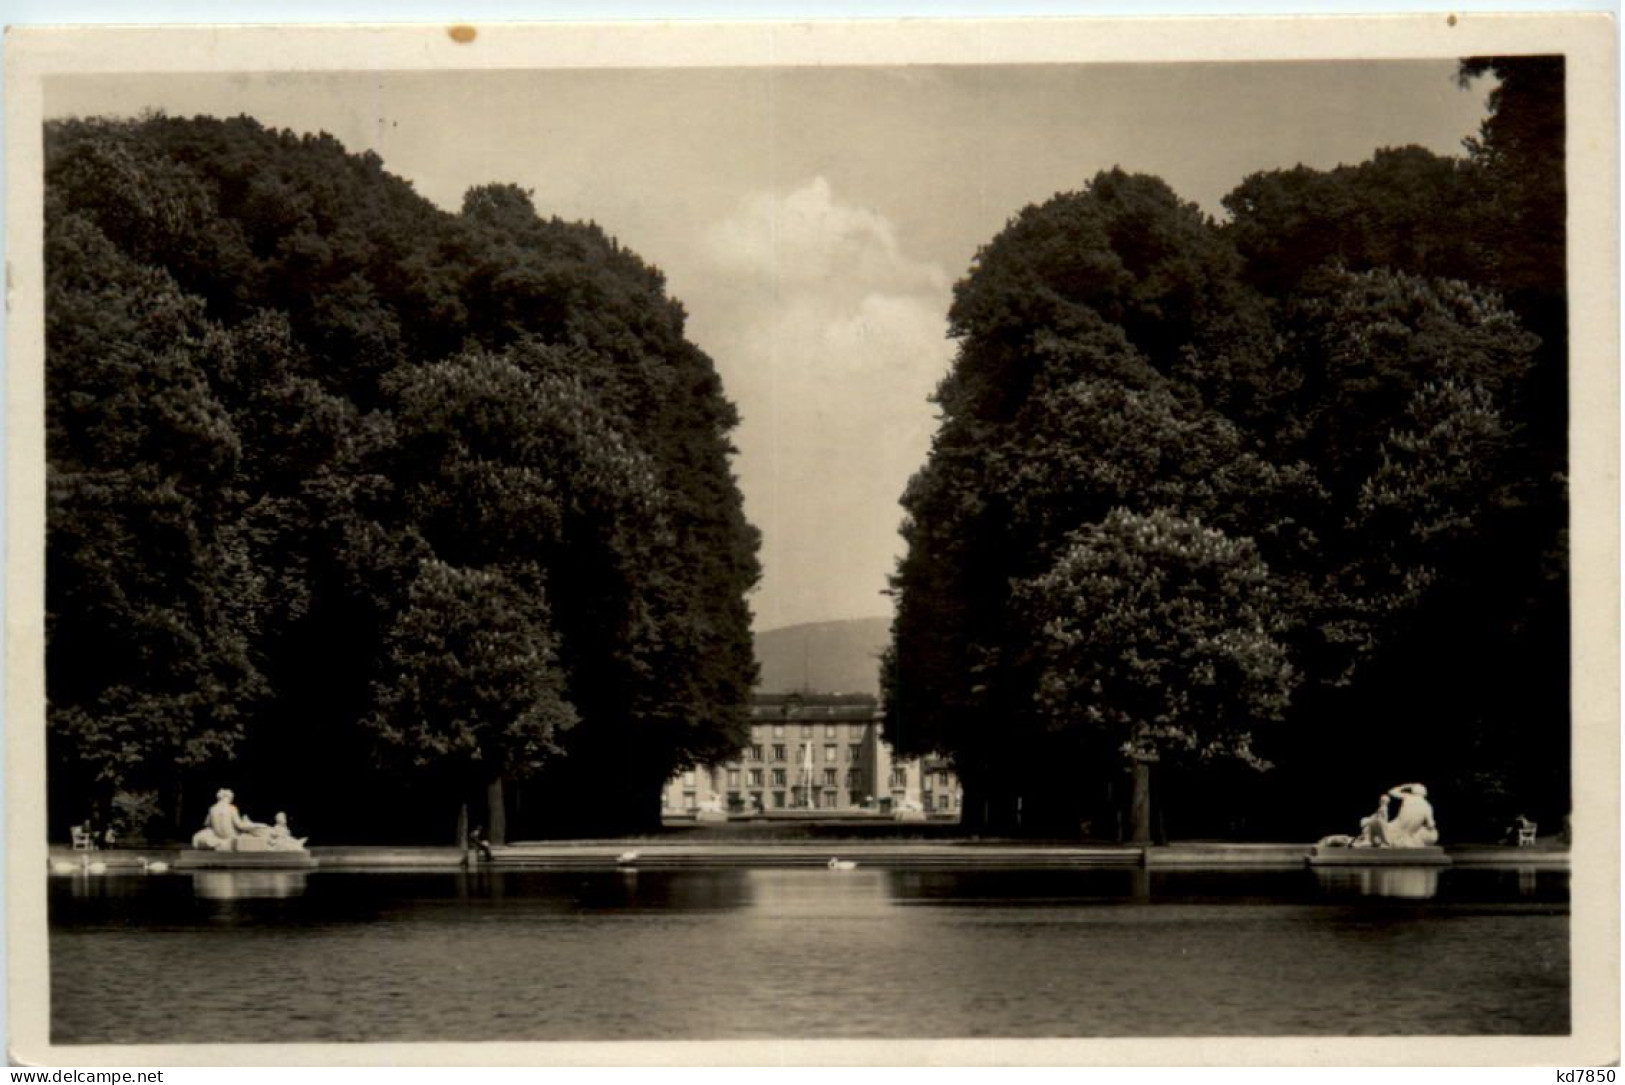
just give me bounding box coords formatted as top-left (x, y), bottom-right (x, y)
top-left (191, 789), bottom-right (309, 852)
top-left (1317, 783), bottom-right (1439, 849)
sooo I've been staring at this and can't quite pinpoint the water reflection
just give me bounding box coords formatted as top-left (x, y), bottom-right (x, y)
top-left (1314, 866), bottom-right (1440, 899)
top-left (192, 871), bottom-right (308, 900)
top-left (50, 865), bottom-right (1569, 1042)
top-left (64, 873), bottom-right (151, 900)
top-left (444, 868), bottom-right (757, 913)
top-left (747, 867), bottom-right (889, 915)
top-left (889, 866), bottom-right (1158, 905)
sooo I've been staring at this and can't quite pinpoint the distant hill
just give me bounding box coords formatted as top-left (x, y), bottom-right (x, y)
top-left (754, 617), bottom-right (891, 696)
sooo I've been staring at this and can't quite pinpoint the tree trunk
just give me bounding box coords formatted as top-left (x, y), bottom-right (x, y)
top-left (1130, 864), bottom-right (1151, 902)
top-left (486, 777), bottom-right (507, 845)
top-left (957, 780), bottom-right (984, 836)
top-left (1129, 757), bottom-right (1153, 845)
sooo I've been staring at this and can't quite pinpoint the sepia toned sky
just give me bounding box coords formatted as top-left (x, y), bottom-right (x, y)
top-left (49, 61), bottom-right (1493, 632)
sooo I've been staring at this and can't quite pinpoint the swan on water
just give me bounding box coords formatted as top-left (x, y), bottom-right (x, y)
top-left (827, 858), bottom-right (857, 871)
top-left (616, 851), bottom-right (640, 865)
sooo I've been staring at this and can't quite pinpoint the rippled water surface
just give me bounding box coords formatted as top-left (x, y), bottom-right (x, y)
top-left (51, 866), bottom-right (1568, 1042)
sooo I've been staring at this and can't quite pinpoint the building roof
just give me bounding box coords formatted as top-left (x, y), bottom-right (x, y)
top-left (748, 704), bottom-right (881, 722)
top-left (749, 692), bottom-right (881, 722)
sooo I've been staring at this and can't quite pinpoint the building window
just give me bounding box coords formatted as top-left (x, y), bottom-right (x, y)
top-left (825, 744), bottom-right (837, 762)
top-left (848, 744), bottom-right (861, 762)
top-left (772, 768), bottom-right (787, 787)
top-left (852, 723), bottom-right (867, 740)
top-left (844, 770), bottom-right (858, 788)
top-left (749, 769), bottom-right (763, 788)
top-left (749, 745), bottom-right (763, 762)
top-left (772, 791), bottom-right (785, 809)
top-left (891, 768), bottom-right (907, 788)
top-left (773, 723), bottom-right (785, 738)
top-left (801, 724), bottom-right (814, 738)
top-left (727, 769), bottom-right (740, 788)
top-left (684, 790), bottom-right (696, 809)
top-left (826, 723), bottom-right (837, 738)
top-left (684, 771), bottom-right (696, 787)
top-left (823, 768), bottom-right (838, 786)
top-left (772, 744), bottom-right (787, 761)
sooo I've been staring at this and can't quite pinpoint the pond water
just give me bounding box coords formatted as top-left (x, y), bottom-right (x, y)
top-left (50, 866), bottom-right (1568, 1043)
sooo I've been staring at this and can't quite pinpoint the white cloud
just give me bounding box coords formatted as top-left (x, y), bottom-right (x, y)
top-left (703, 176), bottom-right (948, 300)
top-left (674, 178), bottom-right (956, 634)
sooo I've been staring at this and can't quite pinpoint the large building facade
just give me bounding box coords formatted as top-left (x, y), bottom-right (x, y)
top-left (661, 693), bottom-right (961, 817)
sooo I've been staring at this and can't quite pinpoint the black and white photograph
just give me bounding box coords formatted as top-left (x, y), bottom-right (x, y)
top-left (5, 14), bottom-right (1617, 1067)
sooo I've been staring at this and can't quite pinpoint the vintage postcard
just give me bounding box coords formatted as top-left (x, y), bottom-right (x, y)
top-left (5, 14), bottom-right (1617, 1067)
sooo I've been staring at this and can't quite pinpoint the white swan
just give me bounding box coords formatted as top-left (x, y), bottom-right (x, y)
top-left (50, 859), bottom-right (78, 875)
top-left (138, 858), bottom-right (169, 874)
top-left (827, 858), bottom-right (857, 871)
top-left (85, 859), bottom-right (107, 874)
top-left (616, 851), bottom-right (640, 865)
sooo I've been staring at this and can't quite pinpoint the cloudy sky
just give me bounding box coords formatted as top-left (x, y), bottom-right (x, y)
top-left (50, 61), bottom-right (1492, 632)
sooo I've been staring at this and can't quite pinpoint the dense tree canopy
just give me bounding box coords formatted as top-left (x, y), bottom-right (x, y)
top-left (46, 114), bottom-right (759, 842)
top-left (1016, 508), bottom-right (1296, 841)
top-left (887, 58), bottom-right (1568, 840)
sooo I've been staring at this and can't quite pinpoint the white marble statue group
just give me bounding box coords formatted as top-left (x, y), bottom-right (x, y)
top-left (1318, 783), bottom-right (1440, 849)
top-left (191, 788), bottom-right (309, 852)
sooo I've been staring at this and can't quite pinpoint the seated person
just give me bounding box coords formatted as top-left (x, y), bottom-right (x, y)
top-left (467, 825), bottom-right (494, 862)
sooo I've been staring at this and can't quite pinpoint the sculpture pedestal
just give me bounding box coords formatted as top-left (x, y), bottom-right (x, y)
top-left (1307, 845), bottom-right (1451, 867)
top-left (174, 850), bottom-right (318, 871)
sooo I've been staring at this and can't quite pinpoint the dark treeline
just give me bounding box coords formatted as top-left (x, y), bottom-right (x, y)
top-left (884, 58), bottom-right (1568, 842)
top-left (46, 114), bottom-right (760, 844)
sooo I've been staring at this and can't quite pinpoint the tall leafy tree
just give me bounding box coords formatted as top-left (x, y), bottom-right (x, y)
top-left (366, 560), bottom-right (575, 842)
top-left (45, 200), bottom-right (265, 835)
top-left (1015, 509), bottom-right (1296, 842)
top-left (45, 115), bottom-right (759, 841)
top-left (891, 114), bottom-right (1563, 839)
